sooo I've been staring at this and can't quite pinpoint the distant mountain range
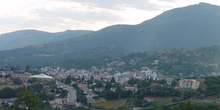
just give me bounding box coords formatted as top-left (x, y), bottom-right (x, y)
top-left (0, 2), bottom-right (220, 67)
top-left (0, 30), bottom-right (93, 51)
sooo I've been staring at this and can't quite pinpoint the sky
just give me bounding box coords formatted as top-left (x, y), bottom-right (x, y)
top-left (0, 0), bottom-right (220, 35)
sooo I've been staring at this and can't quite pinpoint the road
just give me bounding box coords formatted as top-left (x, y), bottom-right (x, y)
top-left (56, 81), bottom-right (81, 106)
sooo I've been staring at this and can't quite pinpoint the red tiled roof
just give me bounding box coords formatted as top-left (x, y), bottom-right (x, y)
top-left (144, 97), bottom-right (153, 100)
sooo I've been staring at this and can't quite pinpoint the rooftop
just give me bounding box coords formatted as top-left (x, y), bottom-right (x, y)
top-left (30, 74), bottom-right (53, 79)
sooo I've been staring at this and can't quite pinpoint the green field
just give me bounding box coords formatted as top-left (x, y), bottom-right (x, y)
top-left (92, 99), bottom-right (133, 109)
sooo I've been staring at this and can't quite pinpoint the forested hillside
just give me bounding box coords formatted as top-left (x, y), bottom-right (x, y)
top-left (57, 45), bottom-right (220, 77)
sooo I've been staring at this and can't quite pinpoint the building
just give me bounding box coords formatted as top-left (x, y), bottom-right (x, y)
top-left (150, 83), bottom-right (160, 89)
top-left (178, 79), bottom-right (202, 89)
top-left (30, 74), bottom-right (53, 81)
top-left (11, 70), bottom-right (31, 82)
top-left (144, 97), bottom-right (154, 102)
top-left (94, 88), bottom-right (104, 92)
top-left (125, 85), bottom-right (138, 93)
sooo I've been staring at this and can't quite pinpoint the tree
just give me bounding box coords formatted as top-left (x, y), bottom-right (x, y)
top-left (181, 102), bottom-right (195, 110)
top-left (1, 101), bottom-right (6, 108)
top-left (25, 64), bottom-right (31, 72)
top-left (76, 89), bottom-right (87, 105)
top-left (159, 79), bottom-right (167, 85)
top-left (29, 83), bottom-right (44, 92)
top-left (5, 74), bottom-right (11, 78)
top-left (28, 78), bottom-right (37, 84)
top-left (90, 76), bottom-right (94, 82)
top-left (110, 77), bottom-right (116, 83)
top-left (81, 76), bottom-right (85, 82)
top-left (0, 87), bottom-right (16, 98)
top-left (171, 80), bottom-right (177, 87)
top-left (65, 75), bottom-right (71, 84)
top-left (60, 89), bottom-right (68, 98)
top-left (12, 78), bottom-right (23, 85)
top-left (17, 84), bottom-right (39, 110)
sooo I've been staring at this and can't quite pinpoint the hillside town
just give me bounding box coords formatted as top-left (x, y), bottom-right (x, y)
top-left (0, 61), bottom-right (208, 110)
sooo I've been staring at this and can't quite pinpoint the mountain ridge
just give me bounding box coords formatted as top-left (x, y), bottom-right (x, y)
top-left (0, 2), bottom-right (220, 67)
top-left (0, 29), bottom-right (93, 51)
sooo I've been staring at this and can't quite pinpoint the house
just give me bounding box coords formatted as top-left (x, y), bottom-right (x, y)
top-left (50, 98), bottom-right (63, 104)
top-left (144, 97), bottom-right (154, 102)
top-left (0, 77), bottom-right (6, 84)
top-left (6, 78), bottom-right (13, 85)
top-left (18, 104), bottom-right (28, 109)
top-left (50, 103), bottom-right (63, 108)
top-left (86, 95), bottom-right (95, 103)
top-left (150, 83), bottom-right (160, 89)
top-left (125, 85), bottom-right (138, 93)
top-left (94, 88), bottom-right (104, 92)
top-left (77, 84), bottom-right (87, 88)
top-left (166, 78), bottom-right (174, 86)
top-left (0, 99), bottom-right (6, 104)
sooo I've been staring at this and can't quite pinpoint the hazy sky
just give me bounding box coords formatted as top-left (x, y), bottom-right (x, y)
top-left (0, 0), bottom-right (220, 34)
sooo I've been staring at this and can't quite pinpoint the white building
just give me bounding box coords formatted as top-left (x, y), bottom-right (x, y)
top-left (30, 74), bottom-right (53, 81)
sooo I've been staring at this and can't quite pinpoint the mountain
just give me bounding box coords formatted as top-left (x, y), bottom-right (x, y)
top-left (0, 2), bottom-right (220, 67)
top-left (0, 30), bottom-right (93, 51)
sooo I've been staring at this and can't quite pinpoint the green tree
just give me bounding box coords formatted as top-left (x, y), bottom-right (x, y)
top-left (76, 89), bottom-right (87, 105)
top-left (90, 76), bottom-right (94, 82)
top-left (171, 80), bottom-right (177, 87)
top-left (28, 78), bottom-right (37, 84)
top-left (181, 102), bottom-right (195, 110)
top-left (0, 87), bottom-right (16, 98)
top-left (29, 83), bottom-right (44, 92)
top-left (65, 75), bottom-right (71, 84)
top-left (1, 101), bottom-right (7, 108)
top-left (12, 78), bottom-right (23, 85)
top-left (17, 84), bottom-right (39, 110)
top-left (5, 74), bottom-right (11, 78)
top-left (110, 77), bottom-right (116, 83)
top-left (25, 64), bottom-right (31, 72)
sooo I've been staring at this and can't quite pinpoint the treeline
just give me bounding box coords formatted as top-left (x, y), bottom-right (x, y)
top-left (57, 57), bottom-right (109, 69)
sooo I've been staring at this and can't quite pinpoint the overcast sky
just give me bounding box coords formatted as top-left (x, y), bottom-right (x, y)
top-left (0, 0), bottom-right (220, 34)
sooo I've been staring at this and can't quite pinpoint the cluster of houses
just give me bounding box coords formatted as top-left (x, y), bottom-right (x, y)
top-left (0, 64), bottom-right (206, 109)
top-left (41, 65), bottom-right (167, 86)
top-left (40, 66), bottom-right (206, 106)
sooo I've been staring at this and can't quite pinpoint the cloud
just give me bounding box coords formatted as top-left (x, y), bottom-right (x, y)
top-left (157, 0), bottom-right (177, 2)
top-left (2, 0), bottom-right (220, 35)
top-left (33, 6), bottom-right (122, 21)
top-left (46, 0), bottom-right (161, 10)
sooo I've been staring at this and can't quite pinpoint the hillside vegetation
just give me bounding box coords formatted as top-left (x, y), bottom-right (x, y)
top-left (57, 45), bottom-right (220, 77)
